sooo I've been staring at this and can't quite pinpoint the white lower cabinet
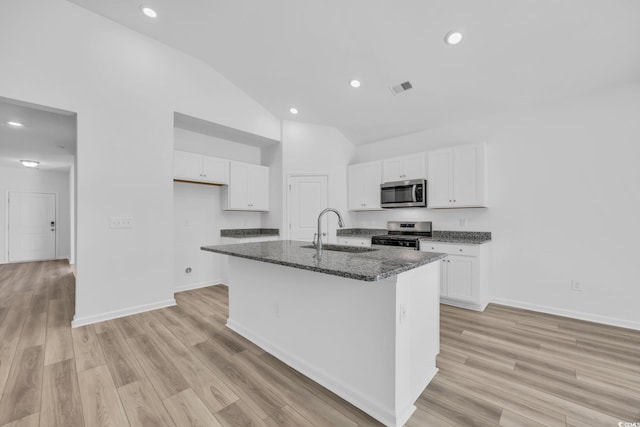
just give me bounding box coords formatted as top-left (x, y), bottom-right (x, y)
top-left (421, 242), bottom-right (489, 311)
top-left (336, 237), bottom-right (372, 247)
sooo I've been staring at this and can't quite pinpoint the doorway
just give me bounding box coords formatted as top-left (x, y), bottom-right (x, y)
top-left (287, 174), bottom-right (329, 242)
top-left (7, 191), bottom-right (57, 262)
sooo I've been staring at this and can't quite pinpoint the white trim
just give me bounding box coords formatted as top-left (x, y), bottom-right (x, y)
top-left (227, 318), bottom-right (407, 427)
top-left (71, 298), bottom-right (177, 328)
top-left (174, 279), bottom-right (223, 293)
top-left (491, 297), bottom-right (640, 331)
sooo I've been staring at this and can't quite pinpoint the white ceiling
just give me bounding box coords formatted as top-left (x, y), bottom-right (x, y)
top-left (0, 97), bottom-right (76, 170)
top-left (69, 0), bottom-right (640, 145)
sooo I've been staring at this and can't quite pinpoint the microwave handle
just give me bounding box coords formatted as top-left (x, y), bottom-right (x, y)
top-left (412, 185), bottom-right (417, 202)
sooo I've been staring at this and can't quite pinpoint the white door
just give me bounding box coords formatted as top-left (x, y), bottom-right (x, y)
top-left (288, 175), bottom-right (328, 242)
top-left (8, 192), bottom-right (56, 262)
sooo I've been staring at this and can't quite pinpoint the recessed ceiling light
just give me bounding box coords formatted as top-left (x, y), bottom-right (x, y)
top-left (7, 121), bottom-right (23, 127)
top-left (20, 160), bottom-right (40, 168)
top-left (140, 6), bottom-right (157, 18)
top-left (289, 107), bottom-right (299, 115)
top-left (445, 31), bottom-right (463, 45)
top-left (350, 80), bottom-right (361, 88)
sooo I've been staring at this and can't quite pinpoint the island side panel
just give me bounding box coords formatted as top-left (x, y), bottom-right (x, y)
top-left (226, 257), bottom-right (398, 425)
top-left (395, 261), bottom-right (440, 417)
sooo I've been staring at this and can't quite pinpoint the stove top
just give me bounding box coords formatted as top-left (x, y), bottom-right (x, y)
top-left (370, 221), bottom-right (432, 249)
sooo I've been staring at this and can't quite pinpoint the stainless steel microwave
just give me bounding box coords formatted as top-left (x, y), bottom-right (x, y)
top-left (380, 179), bottom-right (427, 208)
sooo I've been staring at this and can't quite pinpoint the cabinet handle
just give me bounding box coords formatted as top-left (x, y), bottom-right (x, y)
top-left (459, 249), bottom-right (463, 252)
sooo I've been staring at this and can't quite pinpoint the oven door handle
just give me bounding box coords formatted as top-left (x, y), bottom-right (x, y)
top-left (412, 185), bottom-right (418, 202)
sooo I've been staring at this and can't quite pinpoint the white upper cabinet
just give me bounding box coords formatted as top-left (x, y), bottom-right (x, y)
top-left (427, 144), bottom-right (486, 208)
top-left (224, 161), bottom-right (269, 211)
top-left (348, 161), bottom-right (382, 211)
top-left (173, 150), bottom-right (229, 185)
top-left (382, 153), bottom-right (425, 182)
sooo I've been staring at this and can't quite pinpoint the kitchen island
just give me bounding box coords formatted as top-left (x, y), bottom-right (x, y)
top-left (201, 240), bottom-right (445, 427)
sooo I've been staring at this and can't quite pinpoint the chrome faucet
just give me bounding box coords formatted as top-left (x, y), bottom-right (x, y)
top-left (314, 208), bottom-right (345, 253)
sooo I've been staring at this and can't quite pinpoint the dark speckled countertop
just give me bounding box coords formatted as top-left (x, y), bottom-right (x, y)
top-left (201, 240), bottom-right (446, 282)
top-left (337, 228), bottom-right (491, 245)
top-left (220, 228), bottom-right (279, 238)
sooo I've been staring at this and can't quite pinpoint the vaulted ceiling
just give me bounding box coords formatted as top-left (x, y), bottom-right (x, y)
top-left (68, 0), bottom-right (640, 144)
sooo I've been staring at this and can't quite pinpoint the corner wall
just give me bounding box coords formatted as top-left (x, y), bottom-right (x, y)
top-left (0, 0), bottom-right (280, 326)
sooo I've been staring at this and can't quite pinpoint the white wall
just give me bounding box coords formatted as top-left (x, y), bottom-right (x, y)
top-left (173, 128), bottom-right (263, 291)
top-left (0, 166), bottom-right (71, 263)
top-left (352, 83), bottom-right (640, 328)
top-left (0, 0), bottom-right (280, 326)
top-left (174, 128), bottom-right (262, 164)
top-left (281, 121), bottom-right (355, 243)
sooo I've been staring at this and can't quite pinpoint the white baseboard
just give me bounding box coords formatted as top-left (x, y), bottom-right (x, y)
top-left (491, 297), bottom-right (640, 331)
top-left (71, 298), bottom-right (177, 328)
top-left (174, 279), bottom-right (225, 293)
top-left (227, 319), bottom-right (403, 427)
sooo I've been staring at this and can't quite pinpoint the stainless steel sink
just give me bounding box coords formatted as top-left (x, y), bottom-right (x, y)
top-left (302, 244), bottom-right (378, 253)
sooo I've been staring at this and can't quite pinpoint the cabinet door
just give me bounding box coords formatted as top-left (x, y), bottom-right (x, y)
top-left (402, 154), bottom-right (425, 180)
top-left (201, 155), bottom-right (229, 184)
top-left (382, 158), bottom-right (403, 182)
top-left (228, 162), bottom-right (250, 209)
top-left (347, 164), bottom-right (365, 210)
top-left (348, 162), bottom-right (381, 210)
top-left (453, 144), bottom-right (485, 207)
top-left (173, 150), bottom-right (202, 181)
top-left (427, 149), bottom-right (453, 208)
top-left (446, 255), bottom-right (476, 301)
top-left (248, 165), bottom-right (270, 210)
top-left (362, 162), bottom-right (382, 209)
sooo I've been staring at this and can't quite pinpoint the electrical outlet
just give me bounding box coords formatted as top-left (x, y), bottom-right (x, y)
top-left (459, 218), bottom-right (466, 227)
top-left (110, 216), bottom-right (134, 229)
top-left (571, 280), bottom-right (584, 291)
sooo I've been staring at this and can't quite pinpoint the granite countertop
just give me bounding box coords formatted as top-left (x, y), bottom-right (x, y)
top-left (220, 228), bottom-right (279, 238)
top-left (336, 228), bottom-right (387, 238)
top-left (337, 228), bottom-right (491, 245)
top-left (420, 231), bottom-right (492, 245)
top-left (201, 240), bottom-right (446, 282)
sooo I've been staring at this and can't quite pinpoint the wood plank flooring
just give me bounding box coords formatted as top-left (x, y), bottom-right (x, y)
top-left (0, 260), bottom-right (639, 426)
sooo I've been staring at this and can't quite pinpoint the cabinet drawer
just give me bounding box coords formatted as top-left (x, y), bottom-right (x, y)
top-left (420, 242), bottom-right (480, 257)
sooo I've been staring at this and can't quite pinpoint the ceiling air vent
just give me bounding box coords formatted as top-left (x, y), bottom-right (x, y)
top-left (390, 81), bottom-right (413, 95)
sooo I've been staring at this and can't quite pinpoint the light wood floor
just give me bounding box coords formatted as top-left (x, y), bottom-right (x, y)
top-left (0, 260), bottom-right (638, 426)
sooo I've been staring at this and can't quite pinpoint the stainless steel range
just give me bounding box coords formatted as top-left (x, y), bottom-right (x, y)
top-left (371, 221), bottom-right (432, 250)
